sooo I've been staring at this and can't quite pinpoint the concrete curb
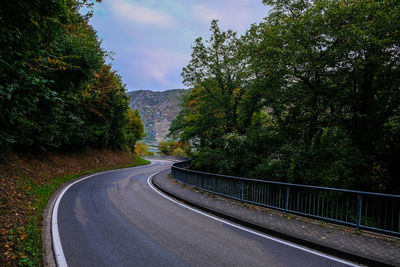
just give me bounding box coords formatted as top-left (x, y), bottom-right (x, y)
top-left (42, 174), bottom-right (89, 266)
top-left (41, 164), bottom-right (152, 266)
top-left (151, 171), bottom-right (395, 267)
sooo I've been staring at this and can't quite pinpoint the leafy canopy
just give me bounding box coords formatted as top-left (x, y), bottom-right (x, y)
top-left (0, 0), bottom-right (145, 152)
top-left (170, 0), bottom-right (400, 193)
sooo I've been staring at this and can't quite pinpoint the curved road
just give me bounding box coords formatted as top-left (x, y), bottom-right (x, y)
top-left (56, 160), bottom-right (357, 267)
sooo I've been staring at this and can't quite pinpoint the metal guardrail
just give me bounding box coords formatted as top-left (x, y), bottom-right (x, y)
top-left (171, 159), bottom-right (400, 236)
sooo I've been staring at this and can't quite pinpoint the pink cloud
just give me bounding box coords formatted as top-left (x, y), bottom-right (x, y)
top-left (109, 0), bottom-right (177, 28)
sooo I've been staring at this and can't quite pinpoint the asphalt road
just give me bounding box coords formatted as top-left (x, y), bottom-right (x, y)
top-left (57, 160), bottom-right (356, 267)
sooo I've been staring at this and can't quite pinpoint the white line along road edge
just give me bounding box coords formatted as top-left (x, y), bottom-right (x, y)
top-left (147, 172), bottom-right (360, 267)
top-left (51, 169), bottom-right (118, 267)
top-left (50, 160), bottom-right (164, 267)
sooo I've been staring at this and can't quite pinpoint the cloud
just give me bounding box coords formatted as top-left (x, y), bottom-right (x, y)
top-left (88, 0), bottom-right (268, 90)
top-left (192, 2), bottom-right (267, 32)
top-left (193, 4), bottom-right (221, 24)
top-left (132, 48), bottom-right (189, 88)
top-left (109, 0), bottom-right (176, 28)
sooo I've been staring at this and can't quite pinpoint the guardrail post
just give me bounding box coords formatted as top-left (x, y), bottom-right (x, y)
top-left (398, 210), bottom-right (400, 233)
top-left (240, 182), bottom-right (244, 202)
top-left (285, 186), bottom-right (290, 213)
top-left (213, 176), bottom-right (216, 192)
top-left (356, 193), bottom-right (362, 231)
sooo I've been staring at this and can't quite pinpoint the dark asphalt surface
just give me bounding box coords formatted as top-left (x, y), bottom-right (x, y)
top-left (58, 160), bottom-right (354, 267)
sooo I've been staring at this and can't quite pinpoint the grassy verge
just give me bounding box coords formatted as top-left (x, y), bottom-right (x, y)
top-left (13, 156), bottom-right (150, 266)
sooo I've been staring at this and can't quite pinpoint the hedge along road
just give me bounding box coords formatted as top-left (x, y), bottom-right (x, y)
top-left (54, 160), bottom-right (359, 267)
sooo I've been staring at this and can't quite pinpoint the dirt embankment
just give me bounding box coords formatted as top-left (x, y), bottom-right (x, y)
top-left (0, 148), bottom-right (138, 266)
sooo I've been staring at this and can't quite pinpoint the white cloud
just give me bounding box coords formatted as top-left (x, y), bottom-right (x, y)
top-left (134, 48), bottom-right (189, 87)
top-left (109, 0), bottom-right (176, 28)
top-left (193, 2), bottom-right (268, 33)
top-left (194, 4), bottom-right (222, 24)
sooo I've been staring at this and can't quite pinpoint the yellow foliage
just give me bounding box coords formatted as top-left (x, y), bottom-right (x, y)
top-left (188, 99), bottom-right (197, 106)
top-left (134, 141), bottom-right (153, 156)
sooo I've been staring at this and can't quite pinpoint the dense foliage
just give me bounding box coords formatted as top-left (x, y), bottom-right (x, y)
top-left (134, 141), bottom-right (154, 156)
top-left (0, 0), bottom-right (144, 151)
top-left (170, 0), bottom-right (400, 193)
top-left (158, 140), bottom-right (190, 156)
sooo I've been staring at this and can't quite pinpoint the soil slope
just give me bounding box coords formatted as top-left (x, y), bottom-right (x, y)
top-left (0, 148), bottom-right (140, 266)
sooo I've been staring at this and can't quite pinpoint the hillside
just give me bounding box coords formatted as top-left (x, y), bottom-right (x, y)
top-left (127, 89), bottom-right (184, 146)
top-left (0, 149), bottom-right (149, 265)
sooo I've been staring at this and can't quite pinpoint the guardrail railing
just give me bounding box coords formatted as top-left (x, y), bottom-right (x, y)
top-left (171, 159), bottom-right (400, 236)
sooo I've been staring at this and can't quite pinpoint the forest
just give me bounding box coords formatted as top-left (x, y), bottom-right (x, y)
top-left (0, 1), bottom-right (148, 265)
top-left (0, 0), bottom-right (144, 153)
top-left (170, 0), bottom-right (400, 194)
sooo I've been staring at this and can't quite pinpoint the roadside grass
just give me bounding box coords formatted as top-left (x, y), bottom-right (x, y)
top-left (13, 156), bottom-right (150, 266)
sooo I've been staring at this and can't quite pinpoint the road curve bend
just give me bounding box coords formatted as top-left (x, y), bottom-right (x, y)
top-left (54, 160), bottom-right (358, 267)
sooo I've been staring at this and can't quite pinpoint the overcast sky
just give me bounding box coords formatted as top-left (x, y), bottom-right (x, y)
top-left (87, 0), bottom-right (269, 91)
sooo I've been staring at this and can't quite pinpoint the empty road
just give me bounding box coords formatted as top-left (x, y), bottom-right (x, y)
top-left (55, 160), bottom-right (357, 267)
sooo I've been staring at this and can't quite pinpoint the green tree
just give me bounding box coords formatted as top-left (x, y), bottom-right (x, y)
top-left (134, 141), bottom-right (153, 156)
top-left (171, 21), bottom-right (260, 173)
top-left (1, 0), bottom-right (74, 147)
top-left (126, 109), bottom-right (145, 151)
top-left (158, 140), bottom-right (188, 156)
top-left (253, 0), bottom-right (400, 190)
top-left (0, 0), bottom-right (145, 154)
top-left (171, 0), bottom-right (400, 193)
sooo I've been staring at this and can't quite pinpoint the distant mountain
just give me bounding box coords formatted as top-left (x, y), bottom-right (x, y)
top-left (127, 89), bottom-right (184, 146)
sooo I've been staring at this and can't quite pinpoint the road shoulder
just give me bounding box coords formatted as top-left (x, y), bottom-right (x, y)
top-left (152, 170), bottom-right (400, 267)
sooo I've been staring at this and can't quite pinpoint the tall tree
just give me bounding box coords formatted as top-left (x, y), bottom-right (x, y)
top-left (172, 0), bottom-right (400, 192)
top-left (254, 0), bottom-right (400, 190)
top-left (0, 0), bottom-right (145, 152)
top-left (171, 21), bottom-right (232, 171)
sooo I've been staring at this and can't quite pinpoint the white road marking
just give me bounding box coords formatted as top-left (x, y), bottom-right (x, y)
top-left (52, 169), bottom-right (118, 267)
top-left (51, 162), bottom-right (159, 267)
top-left (51, 160), bottom-right (170, 267)
top-left (147, 172), bottom-right (360, 267)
